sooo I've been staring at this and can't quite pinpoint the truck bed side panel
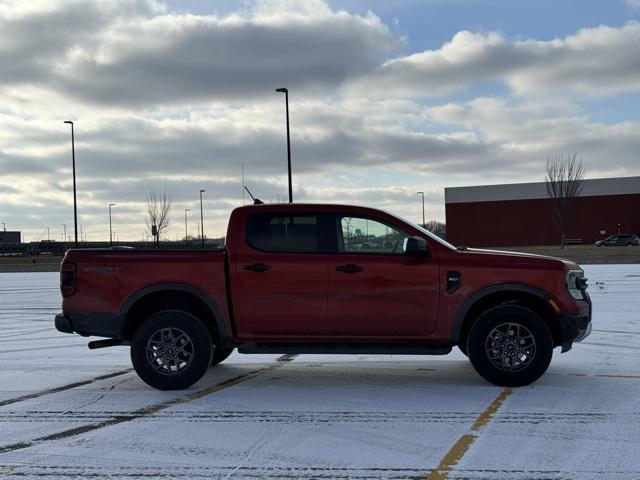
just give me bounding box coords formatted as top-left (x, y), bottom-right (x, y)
top-left (62, 250), bottom-right (230, 333)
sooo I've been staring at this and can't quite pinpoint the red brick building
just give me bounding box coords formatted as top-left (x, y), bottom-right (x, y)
top-left (445, 176), bottom-right (640, 247)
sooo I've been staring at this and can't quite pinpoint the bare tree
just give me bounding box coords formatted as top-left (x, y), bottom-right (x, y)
top-left (424, 220), bottom-right (446, 240)
top-left (145, 190), bottom-right (172, 241)
top-left (545, 153), bottom-right (585, 249)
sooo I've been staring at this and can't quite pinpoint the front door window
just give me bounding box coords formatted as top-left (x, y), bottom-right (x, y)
top-left (338, 216), bottom-right (408, 255)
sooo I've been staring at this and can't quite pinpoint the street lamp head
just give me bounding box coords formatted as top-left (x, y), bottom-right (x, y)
top-left (200, 189), bottom-right (205, 193)
top-left (416, 191), bottom-right (423, 195)
top-left (185, 208), bottom-right (191, 212)
top-left (109, 203), bottom-right (116, 207)
top-left (275, 88), bottom-right (288, 93)
top-left (63, 120), bottom-right (73, 125)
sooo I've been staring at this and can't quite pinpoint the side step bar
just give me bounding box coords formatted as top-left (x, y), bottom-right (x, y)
top-left (88, 339), bottom-right (129, 349)
top-left (238, 342), bottom-right (452, 355)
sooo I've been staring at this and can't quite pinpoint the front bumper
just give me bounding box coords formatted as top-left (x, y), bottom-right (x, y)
top-left (55, 312), bottom-right (123, 338)
top-left (55, 314), bottom-right (74, 334)
top-left (558, 292), bottom-right (592, 352)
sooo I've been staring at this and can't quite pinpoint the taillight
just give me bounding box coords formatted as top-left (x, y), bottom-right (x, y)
top-left (60, 262), bottom-right (77, 297)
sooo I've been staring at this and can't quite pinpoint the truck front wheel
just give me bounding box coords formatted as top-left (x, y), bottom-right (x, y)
top-left (130, 310), bottom-right (213, 390)
top-left (467, 305), bottom-right (553, 387)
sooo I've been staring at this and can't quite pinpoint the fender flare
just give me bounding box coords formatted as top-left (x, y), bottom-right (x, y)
top-left (450, 283), bottom-right (552, 343)
top-left (118, 283), bottom-right (228, 339)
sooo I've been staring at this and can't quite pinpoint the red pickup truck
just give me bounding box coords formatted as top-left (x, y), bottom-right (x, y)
top-left (55, 203), bottom-right (591, 390)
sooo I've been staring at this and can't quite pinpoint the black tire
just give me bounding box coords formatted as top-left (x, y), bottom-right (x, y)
top-left (467, 305), bottom-right (553, 387)
top-left (211, 346), bottom-right (234, 366)
top-left (131, 310), bottom-right (213, 390)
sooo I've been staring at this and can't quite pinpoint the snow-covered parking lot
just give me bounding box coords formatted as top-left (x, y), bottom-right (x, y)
top-left (0, 265), bottom-right (639, 479)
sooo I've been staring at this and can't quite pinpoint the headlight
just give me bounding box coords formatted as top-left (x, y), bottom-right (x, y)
top-left (566, 269), bottom-right (587, 300)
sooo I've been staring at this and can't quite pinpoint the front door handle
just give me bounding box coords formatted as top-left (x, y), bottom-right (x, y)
top-left (336, 264), bottom-right (363, 274)
top-left (244, 263), bottom-right (271, 272)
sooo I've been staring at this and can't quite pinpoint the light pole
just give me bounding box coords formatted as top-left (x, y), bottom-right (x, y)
top-left (275, 88), bottom-right (293, 203)
top-left (184, 208), bottom-right (191, 245)
top-left (63, 224), bottom-right (67, 243)
top-left (63, 121), bottom-right (79, 247)
top-left (199, 190), bottom-right (205, 247)
top-left (108, 203), bottom-right (116, 246)
top-left (1, 223), bottom-right (5, 232)
top-left (47, 226), bottom-right (50, 241)
top-left (416, 192), bottom-right (425, 227)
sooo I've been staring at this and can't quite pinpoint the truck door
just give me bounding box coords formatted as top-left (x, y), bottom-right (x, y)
top-left (231, 211), bottom-right (328, 338)
top-left (325, 213), bottom-right (439, 337)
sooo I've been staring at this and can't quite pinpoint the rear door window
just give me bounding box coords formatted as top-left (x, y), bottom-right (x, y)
top-left (247, 213), bottom-right (318, 253)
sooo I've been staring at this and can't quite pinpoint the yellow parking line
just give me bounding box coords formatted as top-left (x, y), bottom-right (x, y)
top-left (426, 434), bottom-right (477, 480)
top-left (471, 387), bottom-right (513, 431)
top-left (426, 387), bottom-right (514, 480)
top-left (142, 357), bottom-right (295, 415)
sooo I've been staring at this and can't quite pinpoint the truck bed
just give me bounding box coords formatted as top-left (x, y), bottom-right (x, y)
top-left (61, 248), bottom-right (229, 329)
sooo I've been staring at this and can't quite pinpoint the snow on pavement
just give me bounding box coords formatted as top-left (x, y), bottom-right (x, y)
top-left (0, 265), bottom-right (638, 479)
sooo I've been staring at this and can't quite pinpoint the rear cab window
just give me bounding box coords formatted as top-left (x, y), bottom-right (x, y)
top-left (246, 213), bottom-right (319, 253)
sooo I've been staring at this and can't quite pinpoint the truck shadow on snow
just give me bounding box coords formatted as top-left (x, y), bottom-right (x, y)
top-left (189, 358), bottom-right (493, 391)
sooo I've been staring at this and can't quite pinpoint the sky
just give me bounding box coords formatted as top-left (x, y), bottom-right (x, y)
top-left (1, 0), bottom-right (639, 242)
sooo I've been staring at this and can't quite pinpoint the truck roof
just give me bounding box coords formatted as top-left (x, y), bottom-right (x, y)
top-left (232, 203), bottom-right (396, 213)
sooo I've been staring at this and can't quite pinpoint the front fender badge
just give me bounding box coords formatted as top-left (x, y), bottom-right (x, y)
top-left (446, 271), bottom-right (461, 294)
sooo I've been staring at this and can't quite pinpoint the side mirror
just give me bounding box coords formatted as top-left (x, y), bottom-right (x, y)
top-left (403, 236), bottom-right (429, 257)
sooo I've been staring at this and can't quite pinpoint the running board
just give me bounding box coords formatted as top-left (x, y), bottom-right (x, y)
top-left (88, 339), bottom-right (129, 349)
top-left (238, 342), bottom-right (452, 355)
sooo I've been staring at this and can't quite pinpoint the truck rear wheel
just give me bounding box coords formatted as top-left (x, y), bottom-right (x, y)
top-left (130, 310), bottom-right (213, 390)
top-left (211, 346), bottom-right (234, 366)
top-left (467, 305), bottom-right (553, 387)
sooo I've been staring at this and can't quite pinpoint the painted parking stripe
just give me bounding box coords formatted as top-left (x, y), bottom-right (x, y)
top-left (426, 387), bottom-right (514, 480)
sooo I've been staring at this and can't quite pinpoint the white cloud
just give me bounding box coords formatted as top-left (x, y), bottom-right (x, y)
top-left (0, 0), bottom-right (401, 107)
top-left (351, 22), bottom-right (640, 97)
top-left (425, 97), bottom-right (640, 176)
top-left (0, 101), bottom-right (490, 184)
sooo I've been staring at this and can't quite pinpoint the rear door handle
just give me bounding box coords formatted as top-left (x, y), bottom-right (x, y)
top-left (244, 263), bottom-right (271, 272)
top-left (336, 264), bottom-right (363, 274)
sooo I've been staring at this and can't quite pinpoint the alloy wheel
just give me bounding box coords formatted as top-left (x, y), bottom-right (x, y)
top-left (146, 327), bottom-right (194, 375)
top-left (485, 322), bottom-right (536, 372)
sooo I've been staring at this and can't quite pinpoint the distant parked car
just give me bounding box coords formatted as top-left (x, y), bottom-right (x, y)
top-left (595, 234), bottom-right (640, 246)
